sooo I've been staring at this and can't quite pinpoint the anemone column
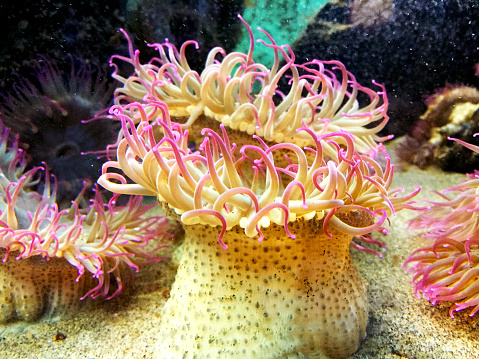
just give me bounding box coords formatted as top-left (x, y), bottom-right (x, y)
top-left (158, 215), bottom-right (368, 359)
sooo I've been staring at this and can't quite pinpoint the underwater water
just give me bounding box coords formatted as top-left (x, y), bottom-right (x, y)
top-left (0, 1), bottom-right (479, 358)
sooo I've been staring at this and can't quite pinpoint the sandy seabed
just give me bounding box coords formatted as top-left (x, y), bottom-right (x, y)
top-left (1, 142), bottom-right (478, 359)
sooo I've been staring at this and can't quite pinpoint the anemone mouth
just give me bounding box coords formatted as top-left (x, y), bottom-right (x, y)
top-left (54, 141), bottom-right (81, 159)
top-left (23, 114), bottom-right (116, 207)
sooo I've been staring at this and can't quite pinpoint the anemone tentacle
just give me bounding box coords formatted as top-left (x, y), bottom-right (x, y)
top-left (0, 121), bottom-right (173, 322)
top-left (404, 135), bottom-right (479, 317)
top-left (110, 16), bottom-right (390, 154)
top-left (99, 101), bottom-right (415, 246)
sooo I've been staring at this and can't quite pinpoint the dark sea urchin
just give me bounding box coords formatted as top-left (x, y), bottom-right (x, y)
top-left (0, 56), bottom-right (118, 207)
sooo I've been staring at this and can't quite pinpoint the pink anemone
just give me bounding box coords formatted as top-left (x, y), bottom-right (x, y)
top-left (404, 237), bottom-right (479, 318)
top-left (404, 136), bottom-right (479, 317)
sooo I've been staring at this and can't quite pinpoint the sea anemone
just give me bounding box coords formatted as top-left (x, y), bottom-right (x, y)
top-left (110, 15), bottom-right (390, 155)
top-left (98, 100), bottom-right (418, 358)
top-left (0, 56), bottom-right (118, 207)
top-left (404, 137), bottom-right (479, 317)
top-left (395, 85), bottom-right (479, 172)
top-left (0, 122), bottom-right (172, 323)
top-left (403, 238), bottom-right (479, 318)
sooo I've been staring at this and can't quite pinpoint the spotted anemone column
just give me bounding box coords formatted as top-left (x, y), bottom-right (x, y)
top-left (156, 213), bottom-right (368, 359)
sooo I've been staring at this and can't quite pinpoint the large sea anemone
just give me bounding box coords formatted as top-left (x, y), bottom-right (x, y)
top-left (0, 121), bottom-right (172, 323)
top-left (98, 100), bottom-right (418, 358)
top-left (0, 56), bottom-right (118, 207)
top-left (110, 15), bottom-right (390, 155)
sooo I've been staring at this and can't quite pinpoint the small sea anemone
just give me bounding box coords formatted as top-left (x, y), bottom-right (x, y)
top-left (0, 123), bottom-right (172, 323)
top-left (110, 15), bottom-right (390, 155)
top-left (404, 137), bottom-right (479, 317)
top-left (98, 100), bottom-right (418, 358)
top-left (404, 238), bottom-right (479, 318)
top-left (395, 85), bottom-right (479, 171)
top-left (0, 56), bottom-right (118, 207)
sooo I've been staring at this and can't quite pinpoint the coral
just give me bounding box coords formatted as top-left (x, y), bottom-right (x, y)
top-left (110, 15), bottom-right (390, 155)
top-left (404, 138), bottom-right (479, 317)
top-left (0, 57), bottom-right (118, 207)
top-left (98, 100), bottom-right (418, 358)
top-left (0, 122), bottom-right (172, 323)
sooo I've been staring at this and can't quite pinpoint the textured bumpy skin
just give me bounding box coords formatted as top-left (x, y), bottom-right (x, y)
top-left (157, 214), bottom-right (368, 359)
top-left (0, 252), bottom-right (95, 323)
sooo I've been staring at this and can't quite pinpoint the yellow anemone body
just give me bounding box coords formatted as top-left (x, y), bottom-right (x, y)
top-left (158, 214), bottom-right (368, 359)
